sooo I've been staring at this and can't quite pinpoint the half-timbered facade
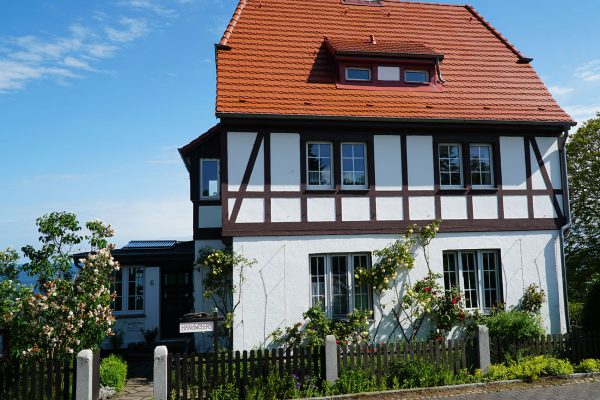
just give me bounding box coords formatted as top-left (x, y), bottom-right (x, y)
top-left (180, 0), bottom-right (575, 350)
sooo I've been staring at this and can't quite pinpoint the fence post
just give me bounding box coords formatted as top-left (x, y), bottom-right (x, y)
top-left (76, 349), bottom-right (93, 400)
top-left (324, 335), bottom-right (338, 383)
top-left (154, 346), bottom-right (169, 400)
top-left (476, 325), bottom-right (491, 373)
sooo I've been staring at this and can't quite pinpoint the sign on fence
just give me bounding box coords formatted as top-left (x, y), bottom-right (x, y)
top-left (180, 320), bottom-right (214, 333)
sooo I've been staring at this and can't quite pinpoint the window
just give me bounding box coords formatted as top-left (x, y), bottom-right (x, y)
top-left (201, 159), bottom-right (220, 198)
top-left (470, 144), bottom-right (493, 188)
top-left (310, 253), bottom-right (372, 318)
top-left (341, 143), bottom-right (367, 188)
top-left (378, 66), bottom-right (400, 81)
top-left (443, 250), bottom-right (501, 311)
top-left (307, 142), bottom-right (333, 188)
top-left (112, 269), bottom-right (123, 311)
top-left (439, 144), bottom-right (463, 188)
top-left (345, 67), bottom-right (372, 81)
top-left (405, 70), bottom-right (429, 83)
top-left (111, 266), bottom-right (144, 313)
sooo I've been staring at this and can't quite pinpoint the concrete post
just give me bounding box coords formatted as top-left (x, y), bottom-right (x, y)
top-left (324, 335), bottom-right (338, 384)
top-left (477, 325), bottom-right (491, 373)
top-left (154, 346), bottom-right (169, 400)
top-left (76, 349), bottom-right (93, 400)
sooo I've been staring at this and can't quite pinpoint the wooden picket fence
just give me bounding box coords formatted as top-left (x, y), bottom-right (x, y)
top-left (491, 331), bottom-right (600, 364)
top-left (0, 357), bottom-right (77, 400)
top-left (337, 338), bottom-right (476, 381)
top-left (168, 347), bottom-right (324, 399)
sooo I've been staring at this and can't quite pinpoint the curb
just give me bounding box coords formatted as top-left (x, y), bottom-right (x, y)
top-left (296, 372), bottom-right (600, 400)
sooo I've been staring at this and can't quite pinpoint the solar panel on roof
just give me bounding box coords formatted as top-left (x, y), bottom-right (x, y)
top-left (122, 240), bottom-right (177, 249)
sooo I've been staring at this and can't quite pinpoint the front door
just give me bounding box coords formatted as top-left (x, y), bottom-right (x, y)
top-left (160, 266), bottom-right (194, 339)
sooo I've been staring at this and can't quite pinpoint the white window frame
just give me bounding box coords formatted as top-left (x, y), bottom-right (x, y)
top-left (200, 159), bottom-right (220, 199)
top-left (469, 144), bottom-right (494, 189)
top-left (309, 253), bottom-right (373, 319)
top-left (438, 143), bottom-right (464, 189)
top-left (341, 142), bottom-right (368, 189)
top-left (112, 266), bottom-right (145, 315)
top-left (306, 142), bottom-right (334, 189)
top-left (442, 250), bottom-right (501, 312)
top-left (404, 69), bottom-right (430, 83)
top-left (345, 67), bottom-right (372, 82)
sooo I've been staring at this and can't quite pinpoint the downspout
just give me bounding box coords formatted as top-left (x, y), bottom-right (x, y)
top-left (558, 128), bottom-right (572, 332)
top-left (435, 57), bottom-right (445, 84)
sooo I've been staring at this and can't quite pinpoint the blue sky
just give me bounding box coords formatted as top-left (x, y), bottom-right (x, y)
top-left (1, 0), bottom-right (599, 254)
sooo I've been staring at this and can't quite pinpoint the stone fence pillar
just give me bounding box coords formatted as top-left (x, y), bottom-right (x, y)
top-left (154, 346), bottom-right (169, 400)
top-left (324, 335), bottom-right (338, 383)
top-left (477, 325), bottom-right (491, 373)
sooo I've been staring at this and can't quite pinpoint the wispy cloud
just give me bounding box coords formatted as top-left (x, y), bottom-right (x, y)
top-left (549, 85), bottom-right (574, 97)
top-left (575, 60), bottom-right (600, 82)
top-left (564, 103), bottom-right (600, 130)
top-left (118, 0), bottom-right (177, 17)
top-left (105, 17), bottom-right (149, 43)
top-left (0, 19), bottom-right (134, 92)
top-left (0, 1), bottom-right (201, 94)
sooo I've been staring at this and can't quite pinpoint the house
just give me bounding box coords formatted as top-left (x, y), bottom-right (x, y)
top-left (179, 0), bottom-right (575, 351)
top-left (77, 240), bottom-right (195, 348)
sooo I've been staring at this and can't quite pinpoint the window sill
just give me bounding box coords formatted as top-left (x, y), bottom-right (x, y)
top-left (112, 312), bottom-right (145, 319)
top-left (304, 189), bottom-right (337, 195)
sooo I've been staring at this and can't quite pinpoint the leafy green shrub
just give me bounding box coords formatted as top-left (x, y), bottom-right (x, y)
top-left (332, 369), bottom-right (383, 394)
top-left (388, 360), bottom-right (455, 389)
top-left (575, 359), bottom-right (600, 373)
top-left (582, 280), bottom-right (600, 332)
top-left (484, 310), bottom-right (544, 342)
top-left (485, 356), bottom-right (573, 383)
top-left (99, 354), bottom-right (128, 392)
top-left (209, 383), bottom-right (239, 400)
top-left (246, 371), bottom-right (298, 400)
top-left (484, 363), bottom-right (516, 381)
top-left (518, 284), bottom-right (546, 314)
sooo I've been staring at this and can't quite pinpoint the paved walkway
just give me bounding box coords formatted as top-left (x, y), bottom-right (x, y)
top-left (420, 379), bottom-right (600, 400)
top-left (112, 359), bottom-right (153, 400)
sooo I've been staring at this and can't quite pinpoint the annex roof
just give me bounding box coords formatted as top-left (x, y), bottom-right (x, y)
top-left (215, 0), bottom-right (574, 126)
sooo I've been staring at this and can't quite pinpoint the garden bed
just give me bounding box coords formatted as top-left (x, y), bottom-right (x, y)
top-left (299, 374), bottom-right (600, 400)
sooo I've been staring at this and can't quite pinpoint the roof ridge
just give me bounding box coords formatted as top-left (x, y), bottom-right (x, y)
top-left (220, 0), bottom-right (247, 46)
top-left (464, 4), bottom-right (532, 63)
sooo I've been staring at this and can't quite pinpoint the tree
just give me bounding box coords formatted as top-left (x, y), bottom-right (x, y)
top-left (1, 212), bottom-right (118, 360)
top-left (566, 113), bottom-right (600, 304)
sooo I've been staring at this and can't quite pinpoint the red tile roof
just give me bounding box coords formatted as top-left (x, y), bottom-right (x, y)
top-left (325, 37), bottom-right (444, 59)
top-left (216, 0), bottom-right (574, 125)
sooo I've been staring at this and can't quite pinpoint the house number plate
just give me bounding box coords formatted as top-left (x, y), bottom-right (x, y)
top-left (179, 321), bottom-right (214, 333)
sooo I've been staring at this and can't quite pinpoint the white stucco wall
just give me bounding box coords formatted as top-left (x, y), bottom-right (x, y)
top-left (270, 133), bottom-right (300, 191)
top-left (406, 136), bottom-right (434, 190)
top-left (230, 231), bottom-right (566, 350)
top-left (227, 132), bottom-right (264, 192)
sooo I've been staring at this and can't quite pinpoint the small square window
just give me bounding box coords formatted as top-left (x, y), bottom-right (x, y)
top-left (405, 70), bottom-right (429, 84)
top-left (377, 66), bottom-right (400, 81)
top-left (346, 67), bottom-right (372, 82)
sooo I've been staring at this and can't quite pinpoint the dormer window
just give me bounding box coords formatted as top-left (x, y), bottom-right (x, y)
top-left (405, 70), bottom-right (429, 84)
top-left (345, 67), bottom-right (372, 82)
top-left (325, 37), bottom-right (444, 92)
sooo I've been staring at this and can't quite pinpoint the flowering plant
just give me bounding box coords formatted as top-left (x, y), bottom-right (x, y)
top-left (196, 247), bottom-right (256, 346)
top-left (0, 212), bottom-right (118, 360)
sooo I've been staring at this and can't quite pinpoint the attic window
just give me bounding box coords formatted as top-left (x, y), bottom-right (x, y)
top-left (405, 70), bottom-right (430, 84)
top-left (341, 0), bottom-right (384, 6)
top-left (345, 67), bottom-right (371, 81)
